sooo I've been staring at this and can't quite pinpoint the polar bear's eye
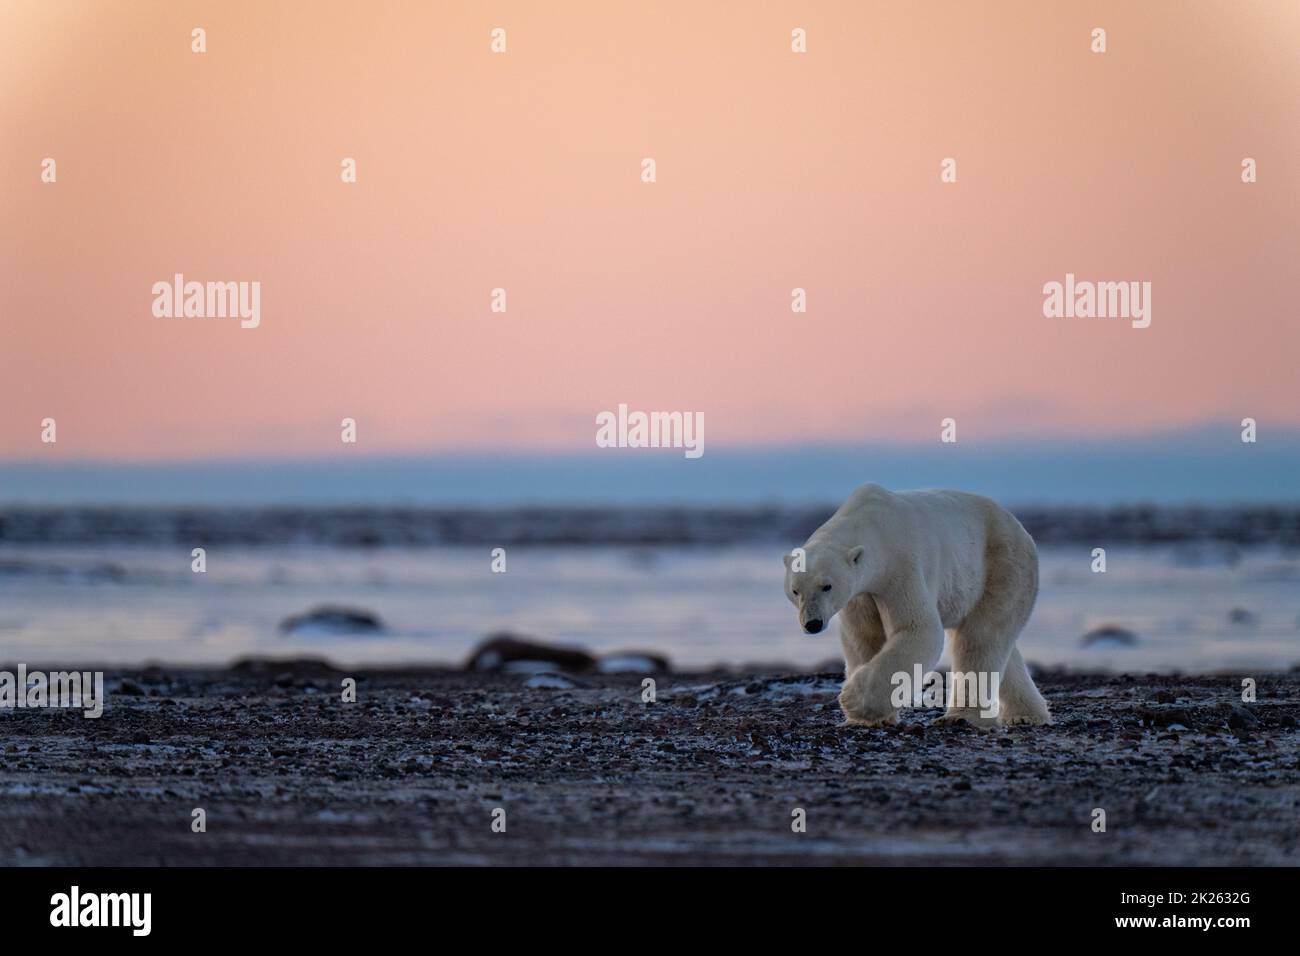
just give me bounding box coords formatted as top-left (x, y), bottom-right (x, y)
top-left (821, 585), bottom-right (832, 592)
top-left (792, 589), bottom-right (799, 596)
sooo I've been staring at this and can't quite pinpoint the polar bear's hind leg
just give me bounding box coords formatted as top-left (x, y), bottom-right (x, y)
top-left (936, 606), bottom-right (1011, 730)
top-left (941, 531), bottom-right (1048, 728)
top-left (999, 647), bottom-right (1051, 725)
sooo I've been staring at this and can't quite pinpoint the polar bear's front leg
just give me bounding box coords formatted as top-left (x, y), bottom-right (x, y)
top-left (838, 593), bottom-right (887, 677)
top-left (838, 612), bottom-right (944, 726)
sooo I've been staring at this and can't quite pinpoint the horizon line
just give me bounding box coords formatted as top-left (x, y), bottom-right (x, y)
top-left (3, 420), bottom-right (1293, 468)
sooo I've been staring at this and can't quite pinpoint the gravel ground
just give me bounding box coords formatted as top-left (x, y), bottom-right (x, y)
top-left (1, 662), bottom-right (1297, 865)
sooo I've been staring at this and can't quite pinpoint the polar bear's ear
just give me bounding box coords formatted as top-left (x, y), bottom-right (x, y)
top-left (847, 546), bottom-right (864, 566)
top-left (782, 553), bottom-right (793, 568)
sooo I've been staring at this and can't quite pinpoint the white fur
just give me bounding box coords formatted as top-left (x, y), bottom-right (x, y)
top-left (783, 484), bottom-right (1051, 729)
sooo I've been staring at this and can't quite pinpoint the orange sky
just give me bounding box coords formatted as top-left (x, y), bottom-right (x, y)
top-left (2, 0), bottom-right (1297, 461)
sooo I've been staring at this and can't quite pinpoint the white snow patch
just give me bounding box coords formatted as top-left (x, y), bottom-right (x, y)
top-left (524, 673), bottom-right (576, 690)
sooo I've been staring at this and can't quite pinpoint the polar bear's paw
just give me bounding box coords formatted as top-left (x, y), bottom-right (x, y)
top-left (837, 681), bottom-right (898, 728)
top-left (840, 710), bottom-right (899, 729)
top-left (932, 708), bottom-right (999, 732)
top-left (999, 711), bottom-right (1053, 727)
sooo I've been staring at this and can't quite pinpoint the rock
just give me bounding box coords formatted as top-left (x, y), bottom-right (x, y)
top-left (597, 652), bottom-right (670, 674)
top-left (466, 634), bottom-right (596, 673)
top-left (229, 657), bottom-right (339, 678)
top-left (1227, 608), bottom-right (1258, 626)
top-left (1139, 707), bottom-right (1194, 728)
top-left (1228, 705), bottom-right (1259, 730)
top-left (1080, 625), bottom-right (1139, 648)
top-left (279, 605), bottom-right (384, 635)
top-left (117, 678), bottom-right (145, 696)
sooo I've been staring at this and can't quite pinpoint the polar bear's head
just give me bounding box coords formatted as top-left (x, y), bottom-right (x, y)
top-left (783, 544), bottom-right (864, 635)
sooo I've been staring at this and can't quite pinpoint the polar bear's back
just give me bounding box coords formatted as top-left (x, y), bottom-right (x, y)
top-left (840, 484), bottom-right (1029, 541)
top-left (832, 484), bottom-right (1036, 595)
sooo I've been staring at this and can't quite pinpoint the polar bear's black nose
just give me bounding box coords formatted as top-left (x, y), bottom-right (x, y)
top-left (804, 619), bottom-right (824, 634)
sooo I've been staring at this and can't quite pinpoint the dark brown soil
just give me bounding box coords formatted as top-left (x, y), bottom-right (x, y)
top-left (1, 664), bottom-right (1297, 865)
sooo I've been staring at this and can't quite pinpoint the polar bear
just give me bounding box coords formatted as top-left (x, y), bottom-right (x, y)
top-left (783, 483), bottom-right (1050, 728)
